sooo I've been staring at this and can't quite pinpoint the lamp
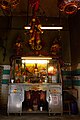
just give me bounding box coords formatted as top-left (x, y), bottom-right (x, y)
top-left (21, 56), bottom-right (52, 64)
top-left (24, 26), bottom-right (63, 30)
top-left (21, 56), bottom-right (52, 60)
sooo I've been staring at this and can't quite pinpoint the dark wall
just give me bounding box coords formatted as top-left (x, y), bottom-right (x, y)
top-left (69, 10), bottom-right (80, 65)
top-left (0, 17), bottom-right (12, 64)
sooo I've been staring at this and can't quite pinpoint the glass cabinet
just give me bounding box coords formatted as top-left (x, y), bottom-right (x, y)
top-left (10, 57), bottom-right (62, 84)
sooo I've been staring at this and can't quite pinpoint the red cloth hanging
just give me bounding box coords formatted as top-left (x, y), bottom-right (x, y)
top-left (29, 0), bottom-right (40, 12)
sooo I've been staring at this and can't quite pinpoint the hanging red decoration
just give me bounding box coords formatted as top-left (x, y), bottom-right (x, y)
top-left (29, 0), bottom-right (40, 12)
top-left (28, 0), bottom-right (43, 51)
top-left (29, 17), bottom-right (43, 50)
top-left (0, 0), bottom-right (20, 10)
top-left (58, 0), bottom-right (80, 14)
top-left (51, 32), bottom-right (62, 59)
top-left (0, 0), bottom-right (20, 15)
top-left (14, 35), bottom-right (23, 56)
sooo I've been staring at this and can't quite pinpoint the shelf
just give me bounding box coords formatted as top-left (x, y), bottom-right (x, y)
top-left (22, 110), bottom-right (48, 113)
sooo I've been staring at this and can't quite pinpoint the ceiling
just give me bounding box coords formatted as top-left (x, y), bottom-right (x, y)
top-left (0, 0), bottom-right (60, 17)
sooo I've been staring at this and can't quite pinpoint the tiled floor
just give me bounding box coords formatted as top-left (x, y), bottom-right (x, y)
top-left (0, 113), bottom-right (80, 120)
